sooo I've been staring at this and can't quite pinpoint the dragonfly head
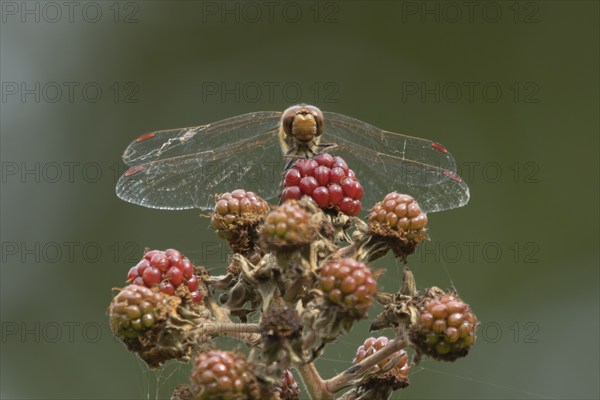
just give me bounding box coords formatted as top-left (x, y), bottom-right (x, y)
top-left (281, 104), bottom-right (324, 144)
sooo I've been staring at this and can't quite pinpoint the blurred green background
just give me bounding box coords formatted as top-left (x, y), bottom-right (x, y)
top-left (1, 1), bottom-right (598, 399)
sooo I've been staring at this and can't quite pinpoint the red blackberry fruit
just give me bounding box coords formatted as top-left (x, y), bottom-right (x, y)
top-left (281, 153), bottom-right (363, 216)
top-left (127, 249), bottom-right (203, 303)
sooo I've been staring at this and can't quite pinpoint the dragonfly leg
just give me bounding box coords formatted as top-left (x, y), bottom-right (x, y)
top-left (284, 143), bottom-right (312, 159)
top-left (282, 157), bottom-right (297, 172)
top-left (283, 152), bottom-right (306, 160)
top-left (317, 142), bottom-right (338, 152)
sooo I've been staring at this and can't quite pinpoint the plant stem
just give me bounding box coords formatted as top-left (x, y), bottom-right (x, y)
top-left (203, 295), bottom-right (261, 345)
top-left (294, 361), bottom-right (334, 400)
top-left (197, 322), bottom-right (260, 334)
top-left (324, 338), bottom-right (407, 393)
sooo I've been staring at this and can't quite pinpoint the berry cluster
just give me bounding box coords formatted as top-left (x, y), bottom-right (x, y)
top-left (281, 153), bottom-right (363, 216)
top-left (260, 200), bottom-right (318, 249)
top-left (411, 291), bottom-right (478, 361)
top-left (127, 249), bottom-right (202, 303)
top-left (210, 189), bottom-right (270, 234)
top-left (319, 258), bottom-right (377, 310)
top-left (113, 106), bottom-right (478, 400)
top-left (190, 350), bottom-right (254, 399)
top-left (109, 285), bottom-right (169, 339)
top-left (368, 192), bottom-right (428, 241)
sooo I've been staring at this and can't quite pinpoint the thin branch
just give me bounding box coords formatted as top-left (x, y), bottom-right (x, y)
top-left (294, 361), bottom-right (334, 400)
top-left (197, 322), bottom-right (260, 334)
top-left (203, 295), bottom-right (261, 345)
top-left (324, 338), bottom-right (406, 393)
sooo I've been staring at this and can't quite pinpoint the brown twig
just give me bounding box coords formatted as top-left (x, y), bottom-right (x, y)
top-left (204, 295), bottom-right (261, 345)
top-left (324, 338), bottom-right (407, 393)
top-left (294, 360), bottom-right (334, 400)
top-left (196, 322), bottom-right (261, 345)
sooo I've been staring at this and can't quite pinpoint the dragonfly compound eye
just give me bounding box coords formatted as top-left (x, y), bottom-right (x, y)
top-left (304, 104), bottom-right (324, 137)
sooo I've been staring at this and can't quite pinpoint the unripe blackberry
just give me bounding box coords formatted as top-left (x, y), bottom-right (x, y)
top-left (190, 350), bottom-right (255, 400)
top-left (274, 370), bottom-right (300, 400)
top-left (281, 153), bottom-right (363, 216)
top-left (368, 193), bottom-right (427, 240)
top-left (367, 193), bottom-right (428, 260)
top-left (410, 290), bottom-right (478, 361)
top-left (210, 189), bottom-right (269, 236)
top-left (109, 285), bottom-right (170, 340)
top-left (260, 200), bottom-right (318, 249)
top-left (110, 282), bottom-right (211, 369)
top-left (127, 249), bottom-right (203, 303)
top-left (319, 258), bottom-right (377, 311)
top-left (353, 336), bottom-right (409, 389)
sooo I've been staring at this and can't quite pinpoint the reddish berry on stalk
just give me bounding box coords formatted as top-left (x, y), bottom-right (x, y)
top-left (260, 200), bottom-right (318, 249)
top-left (353, 336), bottom-right (410, 389)
top-left (281, 153), bottom-right (363, 216)
top-left (367, 192), bottom-right (428, 260)
top-left (368, 192), bottom-right (427, 240)
top-left (127, 249), bottom-right (203, 303)
top-left (109, 285), bottom-right (169, 340)
top-left (319, 258), bottom-right (377, 310)
top-left (410, 290), bottom-right (478, 361)
top-left (210, 189), bottom-right (270, 234)
top-left (190, 350), bottom-right (254, 400)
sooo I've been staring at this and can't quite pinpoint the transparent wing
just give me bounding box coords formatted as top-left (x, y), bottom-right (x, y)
top-left (322, 112), bottom-right (470, 213)
top-left (121, 111), bottom-right (282, 167)
top-left (116, 112), bottom-right (286, 210)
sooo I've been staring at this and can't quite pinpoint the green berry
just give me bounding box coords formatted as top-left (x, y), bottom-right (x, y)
top-left (410, 290), bottom-right (478, 361)
top-left (260, 200), bottom-right (318, 249)
top-left (109, 285), bottom-right (168, 340)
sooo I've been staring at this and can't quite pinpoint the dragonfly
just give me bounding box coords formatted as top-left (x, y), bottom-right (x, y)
top-left (116, 104), bottom-right (469, 213)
